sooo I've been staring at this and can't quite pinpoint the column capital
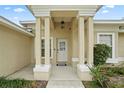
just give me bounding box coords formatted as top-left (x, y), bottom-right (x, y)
top-left (76, 15), bottom-right (85, 20)
top-left (41, 16), bottom-right (52, 21)
top-left (88, 16), bottom-right (93, 18)
top-left (87, 16), bottom-right (93, 22)
top-left (35, 10), bottom-right (50, 17)
top-left (35, 17), bottom-right (41, 22)
top-left (78, 10), bottom-right (95, 17)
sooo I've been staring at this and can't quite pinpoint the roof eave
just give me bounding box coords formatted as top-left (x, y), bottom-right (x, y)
top-left (0, 16), bottom-right (34, 37)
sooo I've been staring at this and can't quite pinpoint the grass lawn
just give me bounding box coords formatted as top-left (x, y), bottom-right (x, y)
top-left (0, 77), bottom-right (48, 88)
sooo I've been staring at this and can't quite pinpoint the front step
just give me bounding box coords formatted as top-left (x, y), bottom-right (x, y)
top-left (46, 80), bottom-right (84, 88)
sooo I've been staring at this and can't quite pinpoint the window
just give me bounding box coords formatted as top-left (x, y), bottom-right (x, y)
top-left (119, 26), bottom-right (124, 30)
top-left (97, 33), bottom-right (115, 59)
top-left (59, 42), bottom-right (66, 51)
top-left (41, 39), bottom-right (45, 57)
top-left (41, 37), bottom-right (53, 58)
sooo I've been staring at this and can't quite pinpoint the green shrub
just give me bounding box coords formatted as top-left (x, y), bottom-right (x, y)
top-left (88, 65), bottom-right (110, 88)
top-left (94, 44), bottom-right (112, 66)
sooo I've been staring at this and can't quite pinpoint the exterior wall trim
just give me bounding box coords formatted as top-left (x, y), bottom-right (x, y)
top-left (94, 20), bottom-right (124, 24)
top-left (0, 16), bottom-right (34, 37)
top-left (95, 30), bottom-right (117, 32)
top-left (118, 57), bottom-right (124, 62)
top-left (107, 58), bottom-right (118, 63)
top-left (97, 32), bottom-right (117, 63)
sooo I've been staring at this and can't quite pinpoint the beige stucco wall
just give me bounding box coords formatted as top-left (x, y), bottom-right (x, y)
top-left (94, 24), bottom-right (119, 58)
top-left (94, 24), bottom-right (116, 43)
top-left (118, 33), bottom-right (124, 57)
top-left (0, 24), bottom-right (33, 76)
top-left (94, 24), bottom-right (120, 32)
top-left (26, 20), bottom-right (124, 64)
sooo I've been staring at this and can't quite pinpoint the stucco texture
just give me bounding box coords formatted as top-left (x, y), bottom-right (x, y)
top-left (118, 33), bottom-right (124, 57)
top-left (0, 24), bottom-right (33, 76)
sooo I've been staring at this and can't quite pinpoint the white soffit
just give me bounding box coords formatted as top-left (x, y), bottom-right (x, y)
top-left (20, 20), bottom-right (36, 24)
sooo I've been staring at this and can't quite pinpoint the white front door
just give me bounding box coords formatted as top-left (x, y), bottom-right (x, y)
top-left (57, 39), bottom-right (68, 62)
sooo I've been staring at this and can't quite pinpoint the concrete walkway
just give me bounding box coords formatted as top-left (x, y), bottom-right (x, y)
top-left (46, 65), bottom-right (84, 88)
top-left (7, 65), bottom-right (34, 80)
top-left (7, 65), bottom-right (84, 88)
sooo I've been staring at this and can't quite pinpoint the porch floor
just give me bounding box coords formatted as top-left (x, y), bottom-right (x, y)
top-left (50, 65), bottom-right (79, 80)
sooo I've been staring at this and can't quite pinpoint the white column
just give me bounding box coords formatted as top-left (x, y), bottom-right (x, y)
top-left (77, 16), bottom-right (92, 81)
top-left (44, 17), bottom-right (50, 65)
top-left (33, 17), bottom-right (51, 80)
top-left (78, 16), bottom-right (85, 64)
top-left (34, 17), bottom-right (41, 66)
top-left (33, 11), bottom-right (51, 80)
top-left (87, 17), bottom-right (94, 66)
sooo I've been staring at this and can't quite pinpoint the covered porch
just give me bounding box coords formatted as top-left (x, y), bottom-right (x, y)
top-left (27, 5), bottom-right (100, 80)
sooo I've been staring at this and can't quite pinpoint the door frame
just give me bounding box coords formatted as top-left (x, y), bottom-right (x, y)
top-left (56, 38), bottom-right (68, 64)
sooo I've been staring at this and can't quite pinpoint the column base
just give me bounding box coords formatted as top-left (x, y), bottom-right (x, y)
top-left (33, 64), bottom-right (51, 80)
top-left (77, 64), bottom-right (92, 81)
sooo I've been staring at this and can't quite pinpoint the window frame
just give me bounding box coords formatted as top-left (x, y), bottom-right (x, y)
top-left (41, 37), bottom-right (53, 59)
top-left (97, 33), bottom-right (115, 60)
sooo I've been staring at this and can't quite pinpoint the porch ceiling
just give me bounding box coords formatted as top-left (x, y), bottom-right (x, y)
top-left (53, 17), bottom-right (72, 22)
top-left (51, 11), bottom-right (78, 17)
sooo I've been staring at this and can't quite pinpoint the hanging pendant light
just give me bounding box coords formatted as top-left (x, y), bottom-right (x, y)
top-left (61, 20), bottom-right (65, 29)
top-left (61, 20), bottom-right (64, 24)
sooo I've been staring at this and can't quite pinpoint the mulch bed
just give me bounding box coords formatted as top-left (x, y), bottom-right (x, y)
top-left (82, 81), bottom-right (101, 88)
top-left (107, 76), bottom-right (124, 88)
top-left (0, 77), bottom-right (48, 88)
top-left (31, 81), bottom-right (48, 88)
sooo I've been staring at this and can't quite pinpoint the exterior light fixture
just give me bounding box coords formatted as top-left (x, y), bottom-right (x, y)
top-left (61, 20), bottom-right (65, 29)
